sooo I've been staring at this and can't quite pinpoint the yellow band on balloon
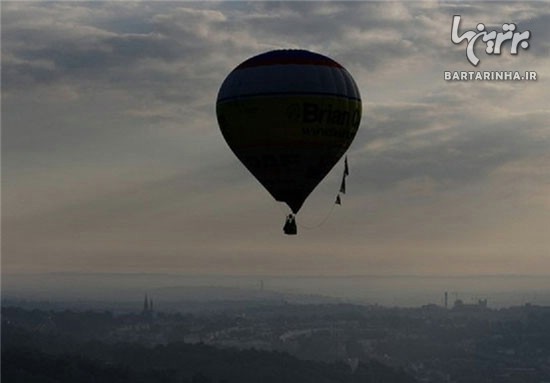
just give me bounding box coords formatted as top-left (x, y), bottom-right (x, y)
top-left (217, 94), bottom-right (361, 150)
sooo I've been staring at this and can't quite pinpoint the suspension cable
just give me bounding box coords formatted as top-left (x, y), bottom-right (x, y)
top-left (297, 201), bottom-right (338, 230)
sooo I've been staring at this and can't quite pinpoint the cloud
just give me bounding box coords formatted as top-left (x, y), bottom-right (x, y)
top-left (2, 2), bottom-right (549, 276)
top-left (354, 95), bottom-right (549, 190)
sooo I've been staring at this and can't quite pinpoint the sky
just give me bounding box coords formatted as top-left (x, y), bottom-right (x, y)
top-left (2, 1), bottom-right (550, 278)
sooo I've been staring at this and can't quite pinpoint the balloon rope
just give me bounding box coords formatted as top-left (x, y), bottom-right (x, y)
top-left (297, 202), bottom-right (337, 230)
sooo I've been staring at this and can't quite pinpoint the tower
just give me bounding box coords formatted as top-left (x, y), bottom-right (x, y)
top-left (142, 294), bottom-right (154, 322)
top-left (143, 294), bottom-right (149, 312)
top-left (445, 291), bottom-right (448, 309)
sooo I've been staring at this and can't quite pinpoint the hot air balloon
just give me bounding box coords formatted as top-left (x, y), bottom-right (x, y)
top-left (216, 49), bottom-right (361, 234)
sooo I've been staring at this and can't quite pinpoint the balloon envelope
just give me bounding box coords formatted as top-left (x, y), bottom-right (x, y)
top-left (216, 49), bottom-right (361, 213)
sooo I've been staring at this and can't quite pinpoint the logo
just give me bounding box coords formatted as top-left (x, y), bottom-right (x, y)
top-left (451, 15), bottom-right (531, 66)
top-left (302, 103), bottom-right (360, 127)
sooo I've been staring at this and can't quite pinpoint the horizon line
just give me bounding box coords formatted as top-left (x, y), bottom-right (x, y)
top-left (4, 272), bottom-right (550, 279)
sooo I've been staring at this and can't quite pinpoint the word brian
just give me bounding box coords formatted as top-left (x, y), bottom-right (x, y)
top-left (451, 15), bottom-right (531, 66)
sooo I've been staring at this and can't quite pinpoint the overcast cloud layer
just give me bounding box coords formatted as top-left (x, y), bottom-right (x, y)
top-left (2, 1), bottom-right (549, 276)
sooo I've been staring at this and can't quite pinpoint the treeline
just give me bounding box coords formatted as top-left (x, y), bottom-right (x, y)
top-left (2, 316), bottom-right (417, 383)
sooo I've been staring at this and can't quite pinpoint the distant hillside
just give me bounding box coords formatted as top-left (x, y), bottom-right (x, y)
top-left (2, 322), bottom-right (417, 383)
top-left (152, 285), bottom-right (341, 304)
